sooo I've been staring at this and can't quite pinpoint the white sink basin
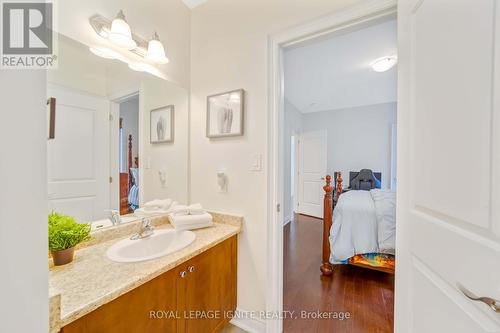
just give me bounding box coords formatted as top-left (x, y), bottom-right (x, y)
top-left (106, 229), bottom-right (196, 263)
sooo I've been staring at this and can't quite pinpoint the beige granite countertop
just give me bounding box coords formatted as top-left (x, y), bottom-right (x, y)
top-left (49, 212), bottom-right (242, 333)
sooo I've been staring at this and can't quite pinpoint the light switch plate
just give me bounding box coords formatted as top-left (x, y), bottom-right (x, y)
top-left (250, 154), bottom-right (262, 171)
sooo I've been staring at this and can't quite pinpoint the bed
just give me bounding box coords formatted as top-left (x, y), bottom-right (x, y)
top-left (320, 170), bottom-right (396, 276)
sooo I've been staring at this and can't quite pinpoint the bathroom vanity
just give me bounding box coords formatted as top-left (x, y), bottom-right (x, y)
top-left (49, 213), bottom-right (242, 333)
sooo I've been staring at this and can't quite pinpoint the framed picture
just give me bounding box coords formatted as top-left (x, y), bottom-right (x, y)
top-left (150, 105), bottom-right (174, 143)
top-left (206, 89), bottom-right (244, 138)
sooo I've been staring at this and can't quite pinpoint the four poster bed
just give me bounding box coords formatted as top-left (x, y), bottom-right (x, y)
top-left (320, 170), bottom-right (396, 276)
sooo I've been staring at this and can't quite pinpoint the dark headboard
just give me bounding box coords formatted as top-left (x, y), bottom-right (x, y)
top-left (349, 170), bottom-right (382, 189)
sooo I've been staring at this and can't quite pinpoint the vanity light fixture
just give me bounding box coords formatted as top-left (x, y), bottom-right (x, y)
top-left (109, 10), bottom-right (137, 50)
top-left (371, 55), bottom-right (397, 72)
top-left (89, 13), bottom-right (170, 67)
top-left (146, 32), bottom-right (169, 64)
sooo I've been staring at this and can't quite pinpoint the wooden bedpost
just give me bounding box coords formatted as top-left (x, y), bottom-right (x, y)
top-left (320, 175), bottom-right (334, 276)
top-left (128, 135), bottom-right (133, 188)
top-left (336, 172), bottom-right (343, 201)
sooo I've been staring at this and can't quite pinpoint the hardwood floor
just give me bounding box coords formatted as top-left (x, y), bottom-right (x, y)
top-left (284, 214), bottom-right (394, 333)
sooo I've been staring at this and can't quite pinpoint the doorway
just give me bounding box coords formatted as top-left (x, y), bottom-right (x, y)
top-left (267, 1), bottom-right (398, 332)
top-left (109, 91), bottom-right (140, 215)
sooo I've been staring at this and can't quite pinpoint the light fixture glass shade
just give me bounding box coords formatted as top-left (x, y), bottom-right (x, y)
top-left (371, 55), bottom-right (398, 72)
top-left (109, 10), bottom-right (137, 50)
top-left (146, 32), bottom-right (169, 64)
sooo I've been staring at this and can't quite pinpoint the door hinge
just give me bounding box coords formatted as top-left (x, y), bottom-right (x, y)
top-left (109, 114), bottom-right (113, 121)
top-left (109, 176), bottom-right (113, 183)
top-left (276, 204), bottom-right (281, 212)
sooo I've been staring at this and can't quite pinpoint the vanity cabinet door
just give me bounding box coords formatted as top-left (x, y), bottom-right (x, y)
top-left (61, 268), bottom-right (178, 333)
top-left (177, 236), bottom-right (237, 333)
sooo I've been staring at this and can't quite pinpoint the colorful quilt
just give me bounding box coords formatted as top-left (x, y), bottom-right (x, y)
top-left (341, 253), bottom-right (395, 271)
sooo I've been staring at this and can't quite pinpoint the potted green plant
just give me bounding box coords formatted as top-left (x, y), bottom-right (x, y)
top-left (48, 212), bottom-right (91, 266)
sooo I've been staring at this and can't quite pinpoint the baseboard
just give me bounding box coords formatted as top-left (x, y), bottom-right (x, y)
top-left (230, 308), bottom-right (266, 333)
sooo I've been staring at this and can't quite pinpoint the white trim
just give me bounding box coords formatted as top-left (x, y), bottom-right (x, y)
top-left (108, 85), bottom-right (140, 103)
top-left (266, 1), bottom-right (397, 332)
top-left (109, 88), bottom-right (141, 209)
top-left (230, 308), bottom-right (266, 333)
top-left (109, 101), bottom-right (120, 210)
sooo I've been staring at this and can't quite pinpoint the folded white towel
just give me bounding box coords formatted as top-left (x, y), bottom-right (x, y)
top-left (169, 213), bottom-right (213, 230)
top-left (134, 207), bottom-right (170, 218)
top-left (169, 204), bottom-right (190, 216)
top-left (188, 203), bottom-right (205, 215)
top-left (143, 198), bottom-right (172, 210)
top-left (143, 199), bottom-right (173, 211)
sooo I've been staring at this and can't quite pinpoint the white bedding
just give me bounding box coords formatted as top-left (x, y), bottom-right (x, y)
top-left (329, 189), bottom-right (396, 264)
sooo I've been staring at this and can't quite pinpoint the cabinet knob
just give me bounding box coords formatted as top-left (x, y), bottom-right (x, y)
top-left (180, 271), bottom-right (187, 278)
top-left (188, 266), bottom-right (195, 273)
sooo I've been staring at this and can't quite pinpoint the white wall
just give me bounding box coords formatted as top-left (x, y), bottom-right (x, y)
top-left (140, 77), bottom-right (189, 204)
top-left (0, 72), bottom-right (48, 332)
top-left (283, 100), bottom-right (303, 223)
top-left (57, 0), bottom-right (191, 88)
top-left (190, 0), bottom-right (362, 314)
top-left (120, 97), bottom-right (140, 171)
top-left (302, 102), bottom-right (397, 189)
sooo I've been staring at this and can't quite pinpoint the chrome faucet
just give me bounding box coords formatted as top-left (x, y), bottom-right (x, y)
top-left (130, 218), bottom-right (155, 240)
top-left (107, 209), bottom-right (121, 225)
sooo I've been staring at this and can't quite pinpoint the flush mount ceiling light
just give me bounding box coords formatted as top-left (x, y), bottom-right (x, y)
top-left (146, 32), bottom-right (169, 64)
top-left (371, 55), bottom-right (398, 72)
top-left (108, 10), bottom-right (137, 50)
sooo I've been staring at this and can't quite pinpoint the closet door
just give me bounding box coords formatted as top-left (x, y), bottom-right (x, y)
top-left (397, 0), bottom-right (500, 332)
top-left (297, 130), bottom-right (327, 218)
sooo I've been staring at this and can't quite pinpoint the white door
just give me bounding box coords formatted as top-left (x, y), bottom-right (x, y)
top-left (297, 130), bottom-right (327, 218)
top-left (397, 1), bottom-right (500, 332)
top-left (47, 86), bottom-right (109, 222)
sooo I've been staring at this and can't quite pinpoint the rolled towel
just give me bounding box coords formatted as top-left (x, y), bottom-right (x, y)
top-left (188, 203), bottom-right (205, 215)
top-left (169, 213), bottom-right (213, 230)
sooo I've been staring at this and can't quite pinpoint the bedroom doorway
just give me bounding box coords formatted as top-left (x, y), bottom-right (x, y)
top-left (109, 91), bottom-right (141, 215)
top-left (268, 1), bottom-right (398, 332)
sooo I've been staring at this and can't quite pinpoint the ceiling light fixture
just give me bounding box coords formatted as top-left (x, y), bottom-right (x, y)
top-left (109, 10), bottom-right (137, 50)
top-left (371, 55), bottom-right (397, 72)
top-left (146, 32), bottom-right (169, 64)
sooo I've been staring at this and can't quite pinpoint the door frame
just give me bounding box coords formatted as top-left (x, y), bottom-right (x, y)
top-left (108, 86), bottom-right (140, 211)
top-left (266, 1), bottom-right (397, 331)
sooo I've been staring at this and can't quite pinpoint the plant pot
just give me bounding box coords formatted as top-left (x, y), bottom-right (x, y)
top-left (51, 247), bottom-right (75, 266)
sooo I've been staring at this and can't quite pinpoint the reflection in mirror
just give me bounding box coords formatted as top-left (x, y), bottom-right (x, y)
top-left (47, 34), bottom-right (189, 230)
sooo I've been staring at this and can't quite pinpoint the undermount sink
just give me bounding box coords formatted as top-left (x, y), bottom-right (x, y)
top-left (106, 229), bottom-right (196, 263)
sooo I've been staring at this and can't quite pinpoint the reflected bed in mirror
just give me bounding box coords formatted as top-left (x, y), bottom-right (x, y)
top-left (47, 34), bottom-right (189, 229)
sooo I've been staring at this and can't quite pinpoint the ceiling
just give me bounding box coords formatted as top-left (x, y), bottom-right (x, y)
top-left (182, 0), bottom-right (208, 9)
top-left (284, 19), bottom-right (397, 114)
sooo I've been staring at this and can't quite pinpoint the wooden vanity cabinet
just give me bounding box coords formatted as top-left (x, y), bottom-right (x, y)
top-left (61, 236), bottom-right (237, 333)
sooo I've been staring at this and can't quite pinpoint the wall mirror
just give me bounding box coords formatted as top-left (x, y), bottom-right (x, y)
top-left (47, 34), bottom-right (189, 230)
